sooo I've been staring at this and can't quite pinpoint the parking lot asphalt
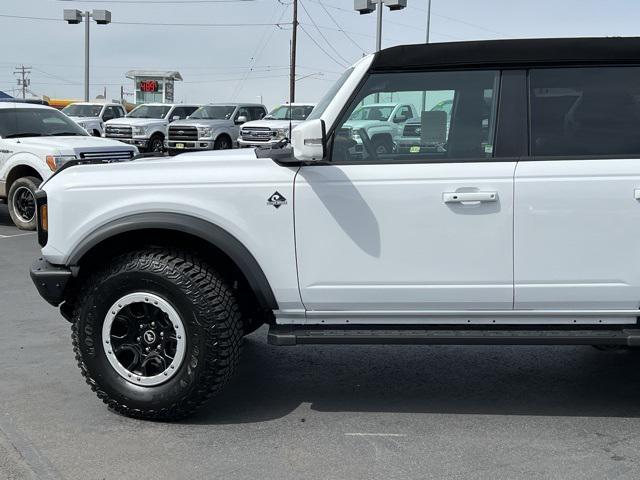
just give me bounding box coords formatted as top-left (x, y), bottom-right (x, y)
top-left (3, 203), bottom-right (640, 479)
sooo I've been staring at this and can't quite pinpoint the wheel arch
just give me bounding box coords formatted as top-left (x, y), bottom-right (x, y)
top-left (6, 164), bottom-right (43, 193)
top-left (67, 212), bottom-right (278, 312)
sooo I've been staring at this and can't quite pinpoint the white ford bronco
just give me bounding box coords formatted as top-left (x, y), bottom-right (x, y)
top-left (30, 37), bottom-right (640, 420)
top-left (104, 103), bottom-right (201, 153)
top-left (0, 102), bottom-right (137, 230)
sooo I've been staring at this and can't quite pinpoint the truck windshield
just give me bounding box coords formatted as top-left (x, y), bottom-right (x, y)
top-left (306, 67), bottom-right (355, 121)
top-left (348, 105), bottom-right (395, 121)
top-left (62, 104), bottom-right (102, 117)
top-left (189, 105), bottom-right (236, 120)
top-left (0, 108), bottom-right (88, 138)
top-left (127, 105), bottom-right (171, 119)
top-left (264, 105), bottom-right (315, 121)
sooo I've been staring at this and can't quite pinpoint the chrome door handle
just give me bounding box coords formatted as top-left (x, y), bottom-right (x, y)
top-left (443, 191), bottom-right (498, 203)
top-left (634, 189), bottom-right (640, 200)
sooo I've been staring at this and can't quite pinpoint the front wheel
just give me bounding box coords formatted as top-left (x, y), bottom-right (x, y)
top-left (147, 134), bottom-right (165, 153)
top-left (71, 248), bottom-right (243, 420)
top-left (8, 176), bottom-right (40, 230)
top-left (214, 135), bottom-right (232, 150)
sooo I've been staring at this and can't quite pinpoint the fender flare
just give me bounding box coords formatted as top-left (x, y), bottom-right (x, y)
top-left (67, 212), bottom-right (278, 310)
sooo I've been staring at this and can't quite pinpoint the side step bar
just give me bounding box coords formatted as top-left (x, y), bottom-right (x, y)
top-left (268, 326), bottom-right (640, 346)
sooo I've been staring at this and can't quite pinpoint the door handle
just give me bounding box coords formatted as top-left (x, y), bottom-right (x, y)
top-left (634, 189), bottom-right (640, 200)
top-left (443, 191), bottom-right (498, 204)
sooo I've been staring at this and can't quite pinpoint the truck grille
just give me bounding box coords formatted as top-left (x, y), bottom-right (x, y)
top-left (241, 127), bottom-right (276, 142)
top-left (105, 125), bottom-right (132, 139)
top-left (79, 150), bottom-right (135, 162)
top-left (403, 124), bottom-right (421, 137)
top-left (168, 126), bottom-right (198, 141)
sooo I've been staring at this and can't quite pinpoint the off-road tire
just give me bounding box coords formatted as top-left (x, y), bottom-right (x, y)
top-left (7, 176), bottom-right (40, 230)
top-left (71, 248), bottom-right (243, 421)
top-left (214, 135), bottom-right (232, 150)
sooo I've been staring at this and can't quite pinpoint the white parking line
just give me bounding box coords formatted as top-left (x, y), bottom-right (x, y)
top-left (344, 433), bottom-right (407, 437)
top-left (0, 232), bottom-right (36, 238)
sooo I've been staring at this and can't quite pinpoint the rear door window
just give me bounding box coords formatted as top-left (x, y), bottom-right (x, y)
top-left (529, 67), bottom-right (640, 156)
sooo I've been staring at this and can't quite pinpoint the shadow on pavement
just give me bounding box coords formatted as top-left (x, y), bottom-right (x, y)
top-left (0, 205), bottom-right (12, 226)
top-left (185, 327), bottom-right (640, 425)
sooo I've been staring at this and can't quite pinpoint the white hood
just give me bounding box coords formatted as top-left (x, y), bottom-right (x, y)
top-left (242, 119), bottom-right (305, 130)
top-left (8, 135), bottom-right (137, 155)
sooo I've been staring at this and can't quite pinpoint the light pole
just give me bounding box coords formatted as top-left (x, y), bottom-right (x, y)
top-left (425, 0), bottom-right (431, 43)
top-left (354, 0), bottom-right (407, 52)
top-left (64, 9), bottom-right (112, 101)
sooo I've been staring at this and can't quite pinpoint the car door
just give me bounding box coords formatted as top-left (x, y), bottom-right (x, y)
top-left (294, 69), bottom-right (516, 322)
top-left (514, 66), bottom-right (640, 321)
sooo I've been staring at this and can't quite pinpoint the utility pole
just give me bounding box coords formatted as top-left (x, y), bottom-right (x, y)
top-left (14, 65), bottom-right (31, 99)
top-left (375, 1), bottom-right (383, 52)
top-left (290, 0), bottom-right (298, 103)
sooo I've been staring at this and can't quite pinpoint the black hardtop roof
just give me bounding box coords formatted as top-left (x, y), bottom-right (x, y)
top-left (371, 37), bottom-right (640, 71)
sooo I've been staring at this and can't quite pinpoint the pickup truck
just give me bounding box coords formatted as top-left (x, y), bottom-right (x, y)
top-left (238, 103), bottom-right (315, 148)
top-left (104, 103), bottom-right (200, 152)
top-left (62, 102), bottom-right (127, 137)
top-left (30, 37), bottom-right (640, 421)
top-left (0, 102), bottom-right (136, 230)
top-left (166, 103), bottom-right (267, 155)
top-left (342, 102), bottom-right (416, 154)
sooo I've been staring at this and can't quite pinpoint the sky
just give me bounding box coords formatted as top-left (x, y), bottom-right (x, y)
top-left (0, 0), bottom-right (639, 109)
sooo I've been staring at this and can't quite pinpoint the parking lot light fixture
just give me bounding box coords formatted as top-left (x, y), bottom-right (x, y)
top-left (63, 9), bottom-right (112, 101)
top-left (354, 0), bottom-right (407, 52)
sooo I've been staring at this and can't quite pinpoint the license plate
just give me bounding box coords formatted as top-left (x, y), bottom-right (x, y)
top-left (176, 143), bottom-right (185, 149)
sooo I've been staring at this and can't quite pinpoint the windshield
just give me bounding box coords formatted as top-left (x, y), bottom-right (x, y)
top-left (0, 107), bottom-right (88, 138)
top-left (127, 105), bottom-right (171, 119)
top-left (348, 105), bottom-right (395, 121)
top-left (265, 105), bottom-right (314, 121)
top-left (189, 105), bottom-right (236, 120)
top-left (307, 67), bottom-right (354, 121)
top-left (62, 104), bottom-right (102, 117)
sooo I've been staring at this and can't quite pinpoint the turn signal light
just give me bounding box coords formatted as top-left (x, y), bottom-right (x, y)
top-left (39, 204), bottom-right (48, 232)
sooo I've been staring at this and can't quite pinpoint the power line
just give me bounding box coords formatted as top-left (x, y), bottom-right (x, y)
top-left (316, 0), bottom-right (367, 55)
top-left (0, 13), bottom-right (285, 27)
top-left (298, 24), bottom-right (346, 68)
top-left (299, 0), bottom-right (350, 65)
top-left (58, 0), bottom-right (259, 3)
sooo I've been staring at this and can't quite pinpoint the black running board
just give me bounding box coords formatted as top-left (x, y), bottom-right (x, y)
top-left (268, 326), bottom-right (640, 346)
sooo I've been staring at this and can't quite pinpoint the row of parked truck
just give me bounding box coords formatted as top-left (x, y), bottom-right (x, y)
top-left (60, 101), bottom-right (317, 153)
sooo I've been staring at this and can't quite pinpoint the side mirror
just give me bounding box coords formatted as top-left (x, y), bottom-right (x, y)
top-left (171, 115), bottom-right (180, 122)
top-left (291, 119), bottom-right (326, 162)
top-left (235, 115), bottom-right (248, 125)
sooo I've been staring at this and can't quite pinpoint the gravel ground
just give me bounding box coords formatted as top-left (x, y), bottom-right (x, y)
top-left (2, 203), bottom-right (640, 479)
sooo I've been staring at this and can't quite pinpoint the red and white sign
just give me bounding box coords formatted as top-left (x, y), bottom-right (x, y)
top-left (139, 80), bottom-right (159, 93)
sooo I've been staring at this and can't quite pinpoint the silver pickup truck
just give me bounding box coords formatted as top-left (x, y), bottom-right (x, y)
top-left (165, 103), bottom-right (267, 155)
top-left (104, 103), bottom-right (200, 153)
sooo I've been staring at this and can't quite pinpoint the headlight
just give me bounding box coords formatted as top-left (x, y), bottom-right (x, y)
top-left (275, 128), bottom-right (289, 138)
top-left (45, 155), bottom-right (77, 171)
top-left (132, 126), bottom-right (146, 136)
top-left (198, 127), bottom-right (213, 139)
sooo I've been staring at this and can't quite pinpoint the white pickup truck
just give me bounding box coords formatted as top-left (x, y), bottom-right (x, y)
top-left (0, 102), bottom-right (137, 229)
top-left (30, 37), bottom-right (640, 421)
top-left (238, 103), bottom-right (315, 148)
top-left (62, 102), bottom-right (127, 137)
top-left (104, 103), bottom-right (201, 153)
